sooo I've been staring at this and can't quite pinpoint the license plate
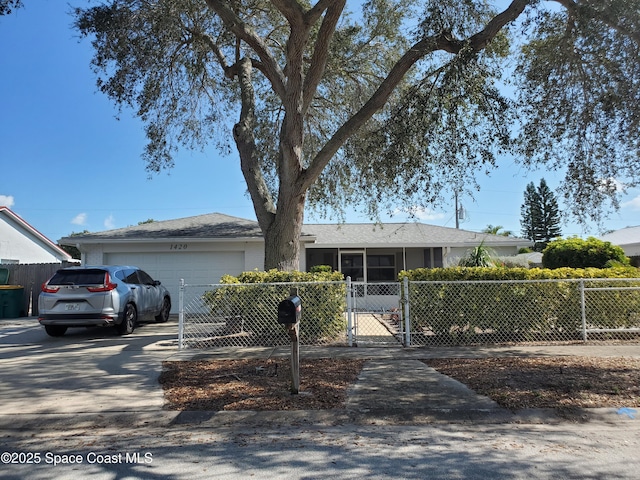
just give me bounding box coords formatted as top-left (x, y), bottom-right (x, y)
top-left (65, 303), bottom-right (80, 311)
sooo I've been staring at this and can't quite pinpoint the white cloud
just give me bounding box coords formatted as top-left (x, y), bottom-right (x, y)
top-left (0, 195), bottom-right (15, 208)
top-left (597, 177), bottom-right (625, 194)
top-left (622, 195), bottom-right (640, 211)
top-left (104, 214), bottom-right (116, 229)
top-left (71, 213), bottom-right (88, 225)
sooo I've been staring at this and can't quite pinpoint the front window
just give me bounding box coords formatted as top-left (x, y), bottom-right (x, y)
top-left (306, 249), bottom-right (338, 272)
top-left (367, 254), bottom-right (396, 281)
top-left (425, 248), bottom-right (443, 268)
top-left (341, 253), bottom-right (364, 281)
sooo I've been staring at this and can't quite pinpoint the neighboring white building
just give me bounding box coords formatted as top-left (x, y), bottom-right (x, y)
top-left (0, 206), bottom-right (74, 265)
top-left (59, 212), bottom-right (531, 312)
top-left (600, 226), bottom-right (640, 264)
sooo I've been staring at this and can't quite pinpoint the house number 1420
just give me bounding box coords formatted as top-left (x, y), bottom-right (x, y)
top-left (170, 244), bottom-right (188, 250)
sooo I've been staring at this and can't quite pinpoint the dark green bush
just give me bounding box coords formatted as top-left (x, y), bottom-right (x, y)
top-left (399, 266), bottom-right (640, 343)
top-left (203, 269), bottom-right (346, 345)
top-left (310, 265), bottom-right (333, 273)
top-left (542, 237), bottom-right (630, 269)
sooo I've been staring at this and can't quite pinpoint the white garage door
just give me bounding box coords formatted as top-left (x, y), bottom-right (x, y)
top-left (104, 251), bottom-right (244, 313)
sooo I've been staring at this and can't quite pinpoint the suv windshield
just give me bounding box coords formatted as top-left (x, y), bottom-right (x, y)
top-left (48, 269), bottom-right (107, 286)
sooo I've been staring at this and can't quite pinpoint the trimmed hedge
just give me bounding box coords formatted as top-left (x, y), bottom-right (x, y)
top-left (203, 270), bottom-right (346, 345)
top-left (399, 266), bottom-right (640, 282)
top-left (542, 237), bottom-right (630, 269)
top-left (399, 267), bottom-right (640, 343)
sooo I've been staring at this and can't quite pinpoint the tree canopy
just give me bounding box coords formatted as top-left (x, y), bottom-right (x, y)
top-left (482, 224), bottom-right (513, 237)
top-left (0, 0), bottom-right (22, 15)
top-left (59, 230), bottom-right (91, 260)
top-left (73, 0), bottom-right (640, 270)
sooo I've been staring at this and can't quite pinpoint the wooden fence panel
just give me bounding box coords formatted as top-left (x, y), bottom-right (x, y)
top-left (2, 262), bottom-right (75, 317)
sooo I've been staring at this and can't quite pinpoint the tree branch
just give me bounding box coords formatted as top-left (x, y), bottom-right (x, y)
top-left (303, 0), bottom-right (346, 113)
top-left (271, 0), bottom-right (305, 27)
top-left (204, 0), bottom-right (287, 99)
top-left (468, 0), bottom-right (530, 51)
top-left (307, 0), bottom-right (343, 24)
top-left (189, 29), bottom-right (236, 78)
top-left (300, 0), bottom-right (530, 191)
top-left (552, 0), bottom-right (640, 46)
top-left (233, 58), bottom-right (277, 230)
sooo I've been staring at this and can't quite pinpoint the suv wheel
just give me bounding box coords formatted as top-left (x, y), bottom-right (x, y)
top-left (117, 304), bottom-right (137, 335)
top-left (155, 297), bottom-right (171, 323)
top-left (44, 325), bottom-right (67, 337)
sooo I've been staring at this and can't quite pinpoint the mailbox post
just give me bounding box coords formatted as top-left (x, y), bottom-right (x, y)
top-left (277, 290), bottom-right (301, 394)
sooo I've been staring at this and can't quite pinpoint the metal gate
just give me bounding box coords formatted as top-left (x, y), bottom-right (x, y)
top-left (581, 279), bottom-right (640, 341)
top-left (347, 279), bottom-right (405, 347)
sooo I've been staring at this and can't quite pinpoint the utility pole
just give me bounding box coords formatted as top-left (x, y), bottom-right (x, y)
top-left (455, 192), bottom-right (459, 229)
top-left (455, 192), bottom-right (465, 229)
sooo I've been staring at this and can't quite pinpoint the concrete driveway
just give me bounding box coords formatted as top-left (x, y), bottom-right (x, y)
top-left (0, 317), bottom-right (178, 415)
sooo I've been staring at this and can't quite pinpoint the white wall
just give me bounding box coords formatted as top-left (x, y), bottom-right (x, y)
top-left (0, 216), bottom-right (63, 264)
top-left (243, 242), bottom-right (265, 271)
top-left (81, 241), bottom-right (265, 271)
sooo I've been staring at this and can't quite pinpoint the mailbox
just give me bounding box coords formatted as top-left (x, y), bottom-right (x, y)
top-left (277, 295), bottom-right (301, 324)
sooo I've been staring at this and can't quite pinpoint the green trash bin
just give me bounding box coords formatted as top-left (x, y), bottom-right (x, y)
top-left (0, 268), bottom-right (9, 285)
top-left (0, 285), bottom-right (25, 319)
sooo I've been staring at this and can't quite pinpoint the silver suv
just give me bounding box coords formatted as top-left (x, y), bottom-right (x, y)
top-left (38, 266), bottom-right (171, 337)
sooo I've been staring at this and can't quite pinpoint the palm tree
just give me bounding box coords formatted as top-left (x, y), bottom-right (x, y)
top-left (483, 224), bottom-right (513, 237)
top-left (458, 241), bottom-right (499, 267)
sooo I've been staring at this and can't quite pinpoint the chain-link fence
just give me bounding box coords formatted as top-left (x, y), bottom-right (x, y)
top-left (582, 278), bottom-right (640, 341)
top-left (178, 281), bottom-right (348, 349)
top-left (407, 278), bottom-right (640, 346)
top-left (178, 277), bottom-right (640, 349)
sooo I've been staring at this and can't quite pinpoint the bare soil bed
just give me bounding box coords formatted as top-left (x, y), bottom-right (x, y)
top-left (159, 356), bottom-right (640, 411)
top-left (159, 358), bottom-right (365, 411)
top-left (424, 356), bottom-right (640, 410)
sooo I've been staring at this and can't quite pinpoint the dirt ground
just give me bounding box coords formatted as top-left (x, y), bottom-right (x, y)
top-left (159, 358), bottom-right (365, 411)
top-left (424, 356), bottom-right (640, 410)
top-left (159, 356), bottom-right (640, 412)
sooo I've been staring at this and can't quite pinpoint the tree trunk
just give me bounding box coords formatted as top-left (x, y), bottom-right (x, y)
top-left (263, 191), bottom-right (306, 271)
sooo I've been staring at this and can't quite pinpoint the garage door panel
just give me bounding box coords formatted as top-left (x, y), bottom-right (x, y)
top-left (104, 252), bottom-right (244, 313)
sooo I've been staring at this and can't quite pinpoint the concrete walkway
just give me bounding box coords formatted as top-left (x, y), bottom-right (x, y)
top-left (346, 359), bottom-right (504, 415)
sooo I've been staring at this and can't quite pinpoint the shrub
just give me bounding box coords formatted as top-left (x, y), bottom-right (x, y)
top-left (542, 237), bottom-right (630, 269)
top-left (310, 264), bottom-right (333, 273)
top-left (399, 266), bottom-right (640, 343)
top-left (203, 269), bottom-right (346, 345)
top-left (458, 241), bottom-right (499, 267)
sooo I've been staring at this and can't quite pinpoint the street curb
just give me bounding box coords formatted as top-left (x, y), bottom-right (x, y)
top-left (0, 407), bottom-right (636, 435)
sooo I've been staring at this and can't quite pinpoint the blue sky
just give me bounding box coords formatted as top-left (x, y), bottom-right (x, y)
top-left (1, 2), bottom-right (639, 245)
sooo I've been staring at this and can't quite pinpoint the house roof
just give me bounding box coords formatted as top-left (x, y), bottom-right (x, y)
top-left (302, 223), bottom-right (530, 248)
top-left (58, 212), bottom-right (266, 244)
top-left (0, 206), bottom-right (74, 261)
top-left (60, 211), bottom-right (529, 249)
top-left (600, 226), bottom-right (640, 247)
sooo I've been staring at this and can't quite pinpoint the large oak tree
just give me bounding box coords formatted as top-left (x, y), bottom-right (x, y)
top-left (0, 0), bottom-right (22, 15)
top-left (74, 0), bottom-right (640, 270)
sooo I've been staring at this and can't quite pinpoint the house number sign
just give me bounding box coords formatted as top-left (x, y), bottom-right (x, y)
top-left (169, 244), bottom-right (188, 250)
